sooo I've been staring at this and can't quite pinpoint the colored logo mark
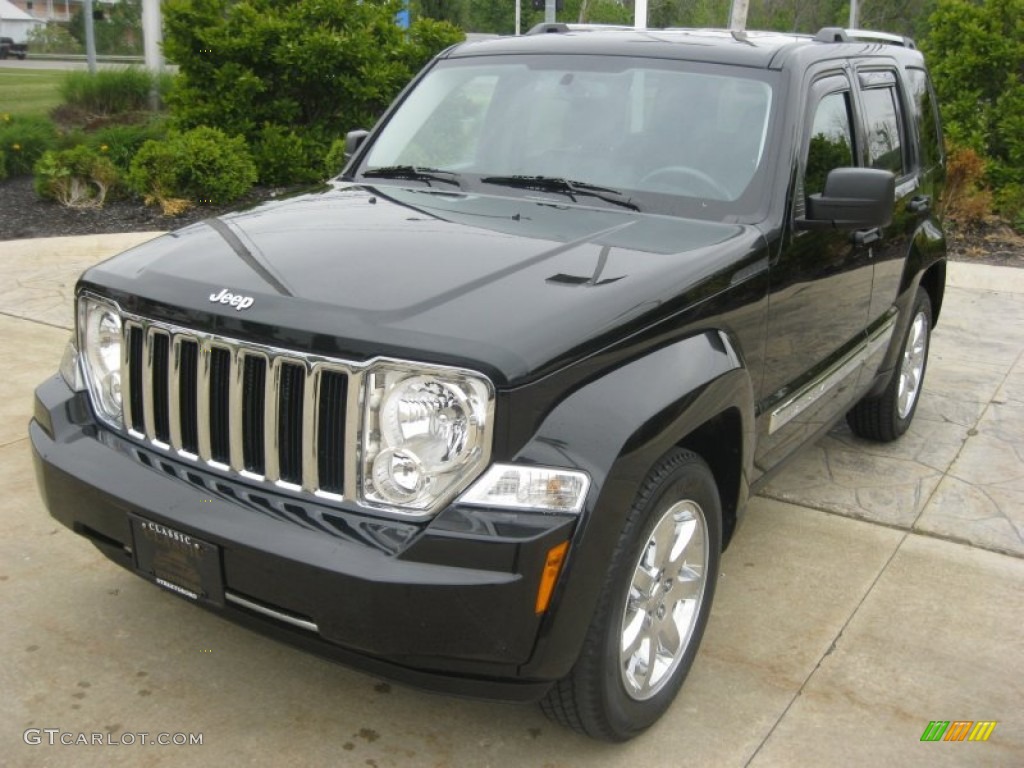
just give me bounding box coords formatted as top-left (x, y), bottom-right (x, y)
top-left (920, 720), bottom-right (997, 742)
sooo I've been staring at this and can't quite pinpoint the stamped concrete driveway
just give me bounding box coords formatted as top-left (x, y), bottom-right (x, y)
top-left (1, 234), bottom-right (1023, 767)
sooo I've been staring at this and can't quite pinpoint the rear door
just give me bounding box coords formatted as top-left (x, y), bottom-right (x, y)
top-left (854, 68), bottom-right (919, 330)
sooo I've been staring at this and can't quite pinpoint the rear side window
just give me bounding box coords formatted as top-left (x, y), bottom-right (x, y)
top-left (861, 86), bottom-right (905, 176)
top-left (905, 68), bottom-right (943, 170)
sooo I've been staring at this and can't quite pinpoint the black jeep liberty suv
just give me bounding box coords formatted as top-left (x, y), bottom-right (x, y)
top-left (31, 25), bottom-right (946, 740)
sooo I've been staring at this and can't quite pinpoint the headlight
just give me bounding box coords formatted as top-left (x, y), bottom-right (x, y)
top-left (361, 363), bottom-right (493, 515)
top-left (78, 294), bottom-right (123, 428)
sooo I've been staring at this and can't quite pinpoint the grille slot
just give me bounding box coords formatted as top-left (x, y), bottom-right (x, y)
top-left (209, 347), bottom-right (232, 464)
top-left (242, 356), bottom-right (267, 475)
top-left (151, 332), bottom-right (171, 443)
top-left (178, 339), bottom-right (199, 454)
top-left (127, 326), bottom-right (145, 433)
top-left (318, 371), bottom-right (347, 493)
top-left (121, 318), bottom-right (351, 501)
top-left (277, 362), bottom-right (305, 485)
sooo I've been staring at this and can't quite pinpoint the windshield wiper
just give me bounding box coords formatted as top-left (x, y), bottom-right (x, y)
top-left (480, 175), bottom-right (639, 211)
top-left (361, 165), bottom-right (462, 188)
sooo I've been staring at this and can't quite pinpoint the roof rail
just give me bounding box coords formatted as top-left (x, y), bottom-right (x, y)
top-left (525, 22), bottom-right (636, 35)
top-left (526, 22), bottom-right (571, 35)
top-left (813, 27), bottom-right (916, 49)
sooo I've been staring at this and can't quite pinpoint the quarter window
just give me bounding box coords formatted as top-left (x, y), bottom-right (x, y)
top-left (906, 68), bottom-right (943, 170)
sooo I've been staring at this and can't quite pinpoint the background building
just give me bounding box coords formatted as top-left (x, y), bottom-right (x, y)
top-left (0, 0), bottom-right (44, 41)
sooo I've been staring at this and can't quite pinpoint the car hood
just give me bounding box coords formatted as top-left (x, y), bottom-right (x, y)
top-left (81, 182), bottom-right (766, 384)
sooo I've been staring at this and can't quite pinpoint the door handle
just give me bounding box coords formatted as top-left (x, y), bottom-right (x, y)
top-left (908, 195), bottom-right (931, 213)
top-left (852, 227), bottom-right (881, 246)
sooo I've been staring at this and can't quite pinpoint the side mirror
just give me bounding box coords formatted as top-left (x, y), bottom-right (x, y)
top-left (796, 167), bottom-right (895, 230)
top-left (345, 129), bottom-right (369, 160)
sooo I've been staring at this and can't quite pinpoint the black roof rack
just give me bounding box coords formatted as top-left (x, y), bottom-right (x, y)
top-left (813, 27), bottom-right (916, 49)
top-left (525, 22), bottom-right (636, 36)
top-left (526, 22), bottom-right (571, 35)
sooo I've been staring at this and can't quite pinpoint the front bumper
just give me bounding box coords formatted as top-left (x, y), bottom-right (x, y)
top-left (30, 375), bottom-right (578, 701)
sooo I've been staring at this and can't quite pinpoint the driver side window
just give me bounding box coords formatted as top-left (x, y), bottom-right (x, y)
top-left (805, 91), bottom-right (855, 199)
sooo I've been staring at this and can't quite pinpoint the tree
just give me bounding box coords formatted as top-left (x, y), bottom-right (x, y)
top-left (855, 0), bottom-right (937, 39)
top-left (414, 0), bottom-right (469, 27)
top-left (162, 0), bottom-right (464, 184)
top-left (745, 0), bottom-right (846, 33)
top-left (26, 23), bottom-right (84, 55)
top-left (70, 0), bottom-right (143, 56)
top-left (467, 0), bottom-right (519, 33)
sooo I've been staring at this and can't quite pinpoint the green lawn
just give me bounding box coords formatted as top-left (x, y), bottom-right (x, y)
top-left (0, 69), bottom-right (63, 118)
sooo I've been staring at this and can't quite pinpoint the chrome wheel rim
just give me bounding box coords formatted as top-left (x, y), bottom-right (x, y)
top-left (897, 311), bottom-right (929, 420)
top-left (619, 500), bottom-right (708, 701)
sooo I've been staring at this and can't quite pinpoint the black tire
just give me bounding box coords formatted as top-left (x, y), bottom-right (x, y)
top-left (847, 287), bottom-right (932, 442)
top-left (540, 449), bottom-right (722, 741)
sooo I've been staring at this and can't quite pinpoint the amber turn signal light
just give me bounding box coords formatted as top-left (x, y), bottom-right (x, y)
top-left (535, 541), bottom-right (570, 614)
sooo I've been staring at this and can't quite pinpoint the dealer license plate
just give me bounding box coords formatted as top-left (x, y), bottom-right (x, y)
top-left (130, 515), bottom-right (224, 606)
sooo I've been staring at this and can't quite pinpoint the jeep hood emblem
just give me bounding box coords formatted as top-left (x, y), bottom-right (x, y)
top-left (209, 288), bottom-right (255, 311)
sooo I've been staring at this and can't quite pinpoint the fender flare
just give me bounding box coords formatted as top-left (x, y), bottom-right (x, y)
top-left (514, 330), bottom-right (756, 680)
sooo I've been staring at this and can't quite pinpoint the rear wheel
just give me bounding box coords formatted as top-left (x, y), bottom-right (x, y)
top-left (847, 287), bottom-right (932, 442)
top-left (540, 449), bottom-right (721, 741)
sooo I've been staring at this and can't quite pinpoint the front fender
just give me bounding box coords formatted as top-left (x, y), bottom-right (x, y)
top-left (513, 330), bottom-right (755, 680)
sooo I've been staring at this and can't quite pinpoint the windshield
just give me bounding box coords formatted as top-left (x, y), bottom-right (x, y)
top-left (359, 54), bottom-right (776, 217)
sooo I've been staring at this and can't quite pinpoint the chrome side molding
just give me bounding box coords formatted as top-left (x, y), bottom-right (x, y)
top-left (768, 315), bottom-right (896, 435)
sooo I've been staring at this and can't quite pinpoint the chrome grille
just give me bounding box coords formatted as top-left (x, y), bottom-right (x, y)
top-left (121, 317), bottom-right (357, 501)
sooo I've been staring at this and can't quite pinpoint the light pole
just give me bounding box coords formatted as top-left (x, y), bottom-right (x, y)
top-left (142, 0), bottom-right (163, 74)
top-left (634, 0), bottom-right (647, 29)
top-left (141, 0), bottom-right (163, 110)
top-left (83, 0), bottom-right (97, 74)
top-left (729, 0), bottom-right (749, 31)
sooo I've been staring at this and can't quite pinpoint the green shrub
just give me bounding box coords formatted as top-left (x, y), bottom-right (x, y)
top-left (162, 0), bottom-right (464, 186)
top-left (59, 69), bottom-right (173, 115)
top-left (323, 137), bottom-right (348, 179)
top-left (34, 145), bottom-right (120, 208)
top-left (0, 114), bottom-right (59, 176)
top-left (251, 123), bottom-right (321, 186)
top-left (995, 184), bottom-right (1024, 233)
top-left (127, 126), bottom-right (257, 213)
top-left (86, 118), bottom-right (170, 173)
top-left (0, 148), bottom-right (7, 181)
top-left (401, 17), bottom-right (466, 71)
top-left (923, 0), bottom-right (1024, 202)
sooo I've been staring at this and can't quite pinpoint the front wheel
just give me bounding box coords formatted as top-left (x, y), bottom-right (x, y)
top-left (540, 449), bottom-right (722, 741)
top-left (847, 287), bottom-right (932, 442)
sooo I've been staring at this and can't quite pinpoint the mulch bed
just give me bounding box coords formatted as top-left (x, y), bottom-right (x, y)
top-left (1, 174), bottom-right (1021, 267)
top-left (0, 175), bottom-right (285, 241)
